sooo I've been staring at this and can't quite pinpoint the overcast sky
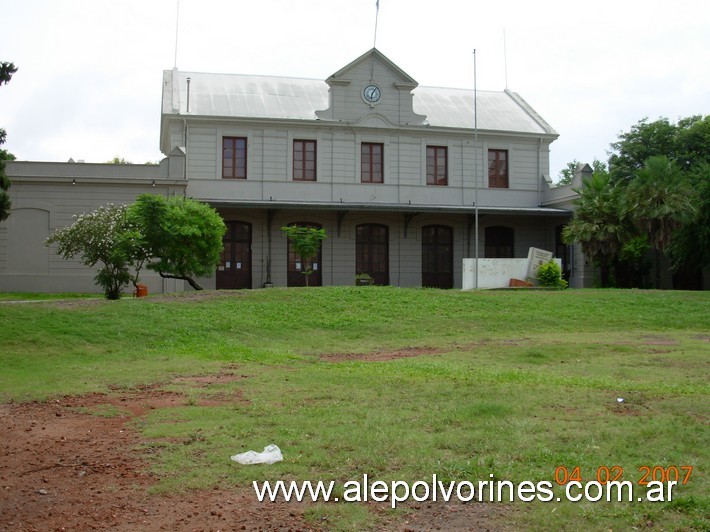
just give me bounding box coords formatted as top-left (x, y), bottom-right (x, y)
top-left (1, 0), bottom-right (708, 180)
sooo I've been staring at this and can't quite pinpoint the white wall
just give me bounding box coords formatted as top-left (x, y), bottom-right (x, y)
top-left (462, 258), bottom-right (562, 289)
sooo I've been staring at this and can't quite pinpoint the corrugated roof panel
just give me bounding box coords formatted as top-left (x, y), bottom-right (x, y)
top-left (412, 88), bottom-right (554, 134)
top-left (174, 71), bottom-right (555, 135)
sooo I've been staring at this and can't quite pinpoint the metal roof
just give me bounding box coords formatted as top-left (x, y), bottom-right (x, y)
top-left (167, 71), bottom-right (557, 136)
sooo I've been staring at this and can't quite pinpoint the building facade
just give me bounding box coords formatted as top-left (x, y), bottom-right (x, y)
top-left (1, 49), bottom-right (577, 293)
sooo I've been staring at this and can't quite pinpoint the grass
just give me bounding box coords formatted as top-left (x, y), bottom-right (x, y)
top-left (1, 287), bottom-right (708, 530)
top-left (0, 291), bottom-right (97, 301)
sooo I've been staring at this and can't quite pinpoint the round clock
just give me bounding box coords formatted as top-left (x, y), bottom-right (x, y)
top-left (363, 84), bottom-right (381, 104)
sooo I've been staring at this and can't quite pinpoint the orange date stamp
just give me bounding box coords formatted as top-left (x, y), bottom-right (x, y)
top-left (554, 465), bottom-right (694, 486)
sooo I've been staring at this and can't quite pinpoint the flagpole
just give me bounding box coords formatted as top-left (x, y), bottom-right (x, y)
top-left (371, 0), bottom-right (380, 80)
top-left (474, 49), bottom-right (479, 290)
top-left (373, 0), bottom-right (380, 49)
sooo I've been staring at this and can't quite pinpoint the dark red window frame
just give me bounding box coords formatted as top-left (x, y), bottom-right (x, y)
top-left (293, 139), bottom-right (317, 181)
top-left (223, 137), bottom-right (247, 179)
top-left (426, 146), bottom-right (448, 186)
top-left (361, 143), bottom-right (384, 183)
top-left (488, 149), bottom-right (509, 188)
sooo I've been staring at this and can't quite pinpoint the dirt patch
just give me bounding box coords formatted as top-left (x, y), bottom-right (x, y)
top-left (172, 372), bottom-right (246, 386)
top-left (638, 335), bottom-right (679, 346)
top-left (321, 339), bottom-right (527, 363)
top-left (322, 347), bottom-right (445, 363)
top-left (1, 377), bottom-right (508, 530)
top-left (144, 290), bottom-right (246, 304)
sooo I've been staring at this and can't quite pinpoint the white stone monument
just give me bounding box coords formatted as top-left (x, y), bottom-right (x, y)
top-left (527, 247), bottom-right (554, 281)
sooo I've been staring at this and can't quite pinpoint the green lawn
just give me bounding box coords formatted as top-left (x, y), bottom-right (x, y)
top-left (1, 287), bottom-right (708, 530)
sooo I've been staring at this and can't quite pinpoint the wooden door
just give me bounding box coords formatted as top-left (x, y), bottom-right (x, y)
top-left (422, 225), bottom-right (453, 289)
top-left (216, 221), bottom-right (252, 289)
top-left (356, 224), bottom-right (389, 285)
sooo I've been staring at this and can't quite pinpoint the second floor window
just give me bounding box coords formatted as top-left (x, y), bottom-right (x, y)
top-left (361, 143), bottom-right (384, 183)
top-left (426, 146), bottom-right (448, 186)
top-left (488, 149), bottom-right (508, 188)
top-left (223, 137), bottom-right (247, 179)
top-left (293, 140), bottom-right (316, 181)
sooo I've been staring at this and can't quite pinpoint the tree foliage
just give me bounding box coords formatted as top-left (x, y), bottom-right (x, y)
top-left (623, 156), bottom-right (695, 252)
top-left (667, 163), bottom-right (710, 272)
top-left (562, 170), bottom-right (634, 286)
top-left (556, 160), bottom-right (579, 186)
top-left (0, 62), bottom-right (17, 86)
top-left (281, 225), bottom-right (327, 286)
top-left (128, 194), bottom-right (226, 290)
top-left (45, 204), bottom-right (148, 299)
top-left (106, 156), bottom-right (132, 164)
top-left (608, 117), bottom-right (678, 184)
top-left (565, 115), bottom-right (710, 287)
top-left (46, 195), bottom-right (224, 297)
top-left (556, 159), bottom-right (607, 187)
top-left (0, 61), bottom-right (17, 222)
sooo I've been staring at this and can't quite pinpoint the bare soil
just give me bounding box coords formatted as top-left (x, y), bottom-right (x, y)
top-left (1, 374), bottom-right (508, 531)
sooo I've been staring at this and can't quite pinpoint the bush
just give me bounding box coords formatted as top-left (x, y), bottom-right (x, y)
top-left (537, 261), bottom-right (568, 288)
top-left (45, 204), bottom-right (147, 299)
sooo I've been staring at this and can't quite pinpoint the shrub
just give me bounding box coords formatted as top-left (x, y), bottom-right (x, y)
top-left (45, 204), bottom-right (147, 299)
top-left (537, 261), bottom-right (568, 288)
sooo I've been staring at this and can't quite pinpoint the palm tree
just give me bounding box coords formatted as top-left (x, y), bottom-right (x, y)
top-left (623, 155), bottom-right (696, 287)
top-left (563, 171), bottom-right (634, 287)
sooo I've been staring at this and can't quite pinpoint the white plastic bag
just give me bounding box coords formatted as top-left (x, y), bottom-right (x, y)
top-left (231, 444), bottom-right (283, 465)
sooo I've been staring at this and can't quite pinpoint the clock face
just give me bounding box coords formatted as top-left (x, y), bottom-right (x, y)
top-left (363, 84), bottom-right (381, 104)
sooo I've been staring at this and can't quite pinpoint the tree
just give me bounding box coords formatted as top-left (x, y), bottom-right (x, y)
top-left (556, 159), bottom-right (607, 186)
top-left (0, 132), bottom-right (14, 222)
top-left (106, 156), bottom-right (132, 164)
top-left (624, 156), bottom-right (695, 252)
top-left (0, 61), bottom-right (17, 222)
top-left (581, 115), bottom-right (709, 288)
top-left (45, 204), bottom-right (148, 299)
top-left (622, 156), bottom-right (697, 287)
top-left (667, 163), bottom-right (710, 274)
top-left (608, 117), bottom-right (678, 184)
top-left (556, 160), bottom-right (579, 186)
top-left (129, 194), bottom-right (225, 290)
top-left (281, 225), bottom-right (327, 286)
top-left (673, 115), bottom-right (710, 170)
top-left (562, 170), bottom-right (634, 287)
top-left (0, 62), bottom-right (17, 86)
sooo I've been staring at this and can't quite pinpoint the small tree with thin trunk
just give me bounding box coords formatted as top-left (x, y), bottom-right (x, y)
top-left (129, 194), bottom-right (226, 290)
top-left (281, 225), bottom-right (327, 286)
top-left (45, 204), bottom-right (148, 299)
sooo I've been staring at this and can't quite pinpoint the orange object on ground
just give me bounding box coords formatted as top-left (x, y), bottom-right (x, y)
top-left (133, 284), bottom-right (148, 297)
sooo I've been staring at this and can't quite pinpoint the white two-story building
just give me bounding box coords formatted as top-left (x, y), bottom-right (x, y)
top-left (1, 48), bottom-right (577, 293)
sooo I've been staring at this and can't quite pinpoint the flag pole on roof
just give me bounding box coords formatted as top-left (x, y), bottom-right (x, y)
top-left (374, 0), bottom-right (380, 49)
top-left (371, 0), bottom-right (380, 80)
top-left (174, 1), bottom-right (180, 69)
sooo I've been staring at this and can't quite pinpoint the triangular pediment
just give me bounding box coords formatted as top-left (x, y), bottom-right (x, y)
top-left (326, 48), bottom-right (418, 88)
